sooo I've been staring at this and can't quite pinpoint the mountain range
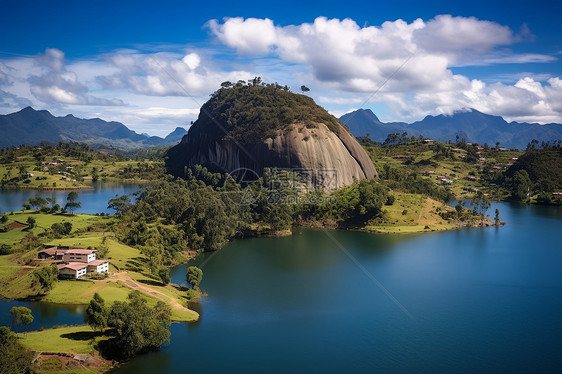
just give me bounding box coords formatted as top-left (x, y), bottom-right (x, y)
top-left (339, 108), bottom-right (562, 149)
top-left (0, 107), bottom-right (187, 150)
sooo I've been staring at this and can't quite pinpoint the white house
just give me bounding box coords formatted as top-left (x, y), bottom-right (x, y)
top-left (86, 260), bottom-right (109, 274)
top-left (62, 249), bottom-right (97, 263)
top-left (57, 263), bottom-right (88, 279)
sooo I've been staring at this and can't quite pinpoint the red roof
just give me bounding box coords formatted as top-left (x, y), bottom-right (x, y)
top-left (38, 248), bottom-right (57, 256)
top-left (58, 262), bottom-right (88, 271)
top-left (66, 249), bottom-right (96, 255)
top-left (87, 260), bottom-right (108, 266)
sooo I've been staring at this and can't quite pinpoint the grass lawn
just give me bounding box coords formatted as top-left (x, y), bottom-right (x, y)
top-left (20, 325), bottom-right (110, 354)
top-left (45, 280), bottom-right (133, 305)
top-left (366, 193), bottom-right (456, 233)
top-left (0, 212), bottom-right (112, 246)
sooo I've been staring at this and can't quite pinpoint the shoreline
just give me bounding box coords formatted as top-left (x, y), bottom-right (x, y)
top-left (1, 185), bottom-right (94, 191)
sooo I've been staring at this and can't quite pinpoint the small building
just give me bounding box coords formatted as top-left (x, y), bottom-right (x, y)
top-left (55, 249), bottom-right (69, 260)
top-left (86, 260), bottom-right (109, 274)
top-left (62, 249), bottom-right (97, 263)
top-left (38, 247), bottom-right (58, 260)
top-left (57, 262), bottom-right (88, 279)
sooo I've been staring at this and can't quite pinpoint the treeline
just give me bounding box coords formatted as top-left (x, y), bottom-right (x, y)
top-left (112, 176), bottom-right (249, 274)
top-left (499, 147), bottom-right (562, 204)
top-left (0, 142), bottom-right (125, 164)
top-left (114, 166), bottom-right (394, 267)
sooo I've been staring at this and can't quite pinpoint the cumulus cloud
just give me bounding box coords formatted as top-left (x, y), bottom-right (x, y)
top-left (28, 48), bottom-right (124, 106)
top-left (98, 51), bottom-right (252, 97)
top-left (208, 16), bottom-right (562, 124)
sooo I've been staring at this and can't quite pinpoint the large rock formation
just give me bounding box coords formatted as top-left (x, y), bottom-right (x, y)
top-left (166, 84), bottom-right (377, 190)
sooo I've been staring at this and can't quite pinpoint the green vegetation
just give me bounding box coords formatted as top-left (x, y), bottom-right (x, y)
top-left (33, 263), bottom-right (59, 294)
top-left (19, 325), bottom-right (110, 354)
top-left (202, 79), bottom-right (341, 143)
top-left (0, 142), bottom-right (165, 189)
top-left (500, 144), bottom-right (562, 204)
top-left (105, 291), bottom-right (172, 359)
top-left (10, 306), bottom-right (34, 331)
top-left (186, 266), bottom-right (203, 290)
top-left (0, 326), bottom-right (34, 374)
top-left (85, 293), bottom-right (109, 331)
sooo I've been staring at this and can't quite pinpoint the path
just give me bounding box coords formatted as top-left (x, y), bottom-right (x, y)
top-left (109, 272), bottom-right (188, 311)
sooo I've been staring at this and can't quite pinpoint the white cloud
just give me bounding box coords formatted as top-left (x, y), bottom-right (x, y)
top-left (209, 16), bottom-right (562, 124)
top-left (99, 51), bottom-right (252, 97)
top-left (207, 17), bottom-right (277, 54)
top-left (26, 48), bottom-right (124, 106)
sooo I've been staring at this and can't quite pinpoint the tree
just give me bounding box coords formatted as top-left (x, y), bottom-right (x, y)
top-left (85, 293), bottom-right (108, 331)
top-left (65, 191), bottom-right (81, 214)
top-left (10, 307), bottom-right (33, 331)
top-left (494, 209), bottom-right (500, 225)
top-left (107, 291), bottom-right (172, 358)
top-left (186, 266), bottom-right (203, 290)
top-left (107, 195), bottom-right (131, 216)
top-left (33, 264), bottom-right (59, 294)
top-left (510, 170), bottom-right (533, 201)
top-left (263, 204), bottom-right (292, 231)
top-left (51, 222), bottom-right (72, 236)
top-left (158, 268), bottom-right (170, 284)
top-left (300, 85), bottom-right (310, 93)
top-left (26, 217), bottom-right (36, 229)
top-left (0, 326), bottom-right (33, 374)
top-left (26, 196), bottom-right (48, 211)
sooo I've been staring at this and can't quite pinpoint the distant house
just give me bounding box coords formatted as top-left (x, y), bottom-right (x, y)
top-left (38, 247), bottom-right (58, 260)
top-left (86, 260), bottom-right (109, 274)
top-left (57, 262), bottom-right (88, 279)
top-left (50, 248), bottom-right (109, 279)
top-left (62, 249), bottom-right (97, 263)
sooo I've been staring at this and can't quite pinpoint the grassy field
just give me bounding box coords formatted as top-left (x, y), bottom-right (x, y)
top-left (0, 211), bottom-right (113, 246)
top-left (365, 192), bottom-right (456, 233)
top-left (20, 325), bottom-right (110, 354)
top-left (45, 279), bottom-right (135, 305)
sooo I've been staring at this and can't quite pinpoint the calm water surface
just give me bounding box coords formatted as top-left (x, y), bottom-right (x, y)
top-left (125, 202), bottom-right (562, 373)
top-left (1, 201), bottom-right (561, 373)
top-left (0, 181), bottom-right (141, 214)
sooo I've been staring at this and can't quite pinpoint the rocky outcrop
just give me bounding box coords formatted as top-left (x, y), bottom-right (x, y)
top-left (166, 86), bottom-right (377, 191)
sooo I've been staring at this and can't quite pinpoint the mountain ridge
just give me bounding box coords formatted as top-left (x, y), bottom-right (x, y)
top-left (0, 107), bottom-right (187, 150)
top-left (340, 108), bottom-right (562, 149)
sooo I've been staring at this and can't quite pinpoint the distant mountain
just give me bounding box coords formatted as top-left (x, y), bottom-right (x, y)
top-left (340, 108), bottom-right (562, 149)
top-left (0, 107), bottom-right (187, 149)
top-left (164, 127), bottom-right (188, 144)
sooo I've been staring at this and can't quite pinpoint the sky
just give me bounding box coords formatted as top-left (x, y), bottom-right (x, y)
top-left (0, 0), bottom-right (561, 137)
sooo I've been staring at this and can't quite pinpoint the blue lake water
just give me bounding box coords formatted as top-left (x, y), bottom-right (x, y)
top-left (0, 181), bottom-right (142, 214)
top-left (1, 199), bottom-right (561, 373)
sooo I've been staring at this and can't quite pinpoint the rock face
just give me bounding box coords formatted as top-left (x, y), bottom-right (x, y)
top-left (166, 85), bottom-right (377, 191)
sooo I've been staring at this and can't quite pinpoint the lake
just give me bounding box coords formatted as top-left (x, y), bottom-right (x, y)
top-left (121, 202), bottom-right (562, 373)
top-left (0, 181), bottom-right (142, 214)
top-left (1, 199), bottom-right (561, 373)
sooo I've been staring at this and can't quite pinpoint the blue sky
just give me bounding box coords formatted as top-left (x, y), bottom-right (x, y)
top-left (1, 0), bottom-right (561, 136)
